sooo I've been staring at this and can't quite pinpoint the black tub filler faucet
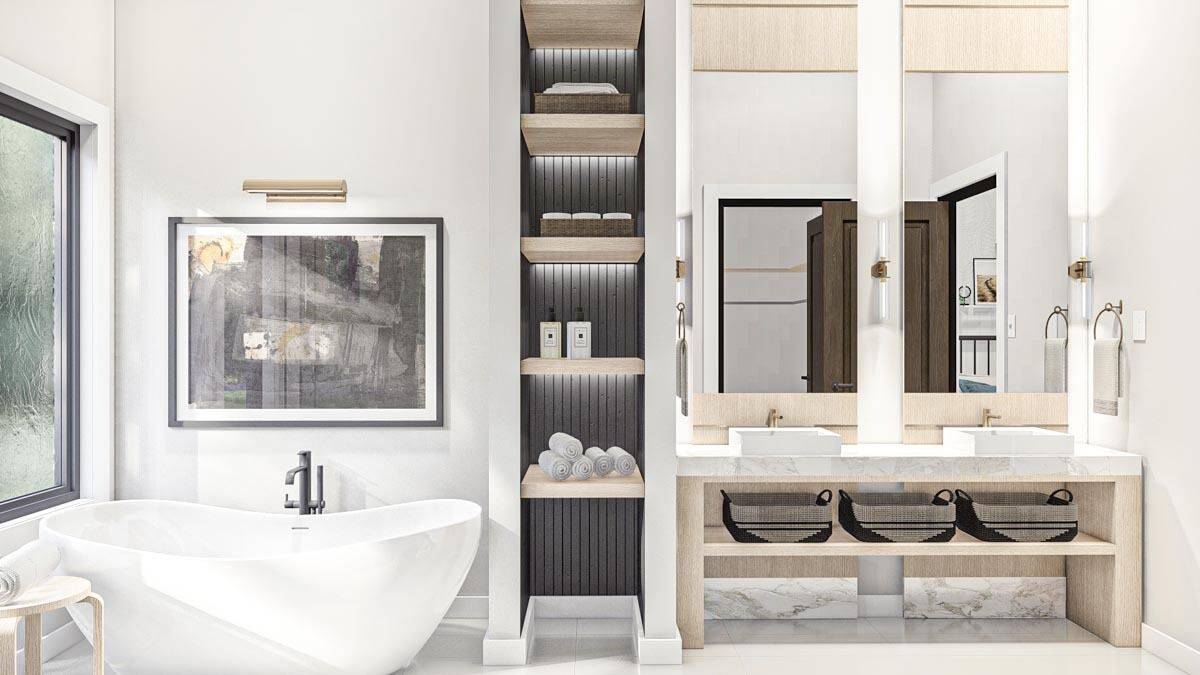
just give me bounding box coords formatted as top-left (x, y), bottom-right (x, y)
top-left (284, 450), bottom-right (326, 515)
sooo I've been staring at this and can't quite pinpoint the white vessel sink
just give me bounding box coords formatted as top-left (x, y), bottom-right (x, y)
top-left (943, 427), bottom-right (1075, 455)
top-left (728, 427), bottom-right (843, 456)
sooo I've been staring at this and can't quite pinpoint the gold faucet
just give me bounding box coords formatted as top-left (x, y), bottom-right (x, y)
top-left (982, 408), bottom-right (1002, 428)
top-left (766, 408), bottom-right (784, 428)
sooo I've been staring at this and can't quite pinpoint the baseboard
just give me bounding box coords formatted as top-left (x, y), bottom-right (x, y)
top-left (1143, 623), bottom-right (1200, 674)
top-left (482, 602), bottom-right (534, 666)
top-left (534, 595), bottom-right (635, 619)
top-left (633, 601), bottom-right (682, 665)
top-left (858, 594), bottom-right (904, 618)
top-left (15, 620), bottom-right (85, 671)
top-left (446, 595), bottom-right (488, 619)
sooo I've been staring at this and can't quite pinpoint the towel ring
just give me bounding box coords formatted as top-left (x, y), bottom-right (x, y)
top-left (1093, 301), bottom-right (1125, 343)
top-left (1044, 305), bottom-right (1068, 340)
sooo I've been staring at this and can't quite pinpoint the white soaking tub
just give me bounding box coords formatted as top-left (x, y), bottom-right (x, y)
top-left (40, 499), bottom-right (481, 674)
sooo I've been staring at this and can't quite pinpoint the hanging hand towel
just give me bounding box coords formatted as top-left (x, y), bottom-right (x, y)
top-left (676, 303), bottom-right (689, 416)
top-left (571, 455), bottom-right (595, 481)
top-left (1044, 337), bottom-right (1067, 393)
top-left (548, 432), bottom-right (584, 461)
top-left (1093, 338), bottom-right (1123, 415)
top-left (606, 446), bottom-right (637, 476)
top-left (0, 541), bottom-right (60, 605)
top-left (538, 450), bottom-right (572, 481)
top-left (585, 446), bottom-right (614, 477)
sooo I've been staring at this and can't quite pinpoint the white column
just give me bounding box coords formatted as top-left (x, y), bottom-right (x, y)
top-left (641, 0), bottom-right (683, 663)
top-left (483, 0), bottom-right (525, 665)
top-left (1066, 0), bottom-right (1091, 439)
top-left (856, 0), bottom-right (904, 442)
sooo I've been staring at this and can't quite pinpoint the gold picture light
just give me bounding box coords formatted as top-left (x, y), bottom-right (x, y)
top-left (242, 179), bottom-right (347, 203)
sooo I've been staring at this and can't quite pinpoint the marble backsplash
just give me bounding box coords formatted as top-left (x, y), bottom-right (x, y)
top-left (904, 577), bottom-right (1066, 619)
top-left (704, 578), bottom-right (858, 620)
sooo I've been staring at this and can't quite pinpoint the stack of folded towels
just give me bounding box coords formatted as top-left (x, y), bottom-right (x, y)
top-left (543, 82), bottom-right (620, 95)
top-left (538, 432), bottom-right (639, 481)
top-left (0, 540), bottom-right (60, 605)
top-left (542, 212), bottom-right (633, 220)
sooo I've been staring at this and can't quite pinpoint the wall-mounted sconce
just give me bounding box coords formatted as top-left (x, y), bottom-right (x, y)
top-left (675, 258), bottom-right (687, 281)
top-left (242, 179), bottom-right (347, 203)
top-left (872, 220), bottom-right (890, 320)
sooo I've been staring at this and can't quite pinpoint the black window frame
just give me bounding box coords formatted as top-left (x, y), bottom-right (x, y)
top-left (0, 91), bottom-right (81, 523)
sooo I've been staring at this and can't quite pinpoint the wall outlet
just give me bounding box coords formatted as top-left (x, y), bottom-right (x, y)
top-left (1130, 310), bottom-right (1147, 342)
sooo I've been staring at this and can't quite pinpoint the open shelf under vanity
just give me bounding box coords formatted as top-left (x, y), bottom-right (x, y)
top-left (702, 525), bottom-right (1116, 557)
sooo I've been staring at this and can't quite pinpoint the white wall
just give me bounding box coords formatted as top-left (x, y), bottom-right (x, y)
top-left (691, 72), bottom-right (857, 391)
top-left (1088, 0), bottom-right (1200, 656)
top-left (114, 0), bottom-right (491, 596)
top-left (0, 0), bottom-right (113, 108)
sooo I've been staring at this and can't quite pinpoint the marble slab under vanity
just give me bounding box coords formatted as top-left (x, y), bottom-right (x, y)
top-left (675, 439), bottom-right (1142, 650)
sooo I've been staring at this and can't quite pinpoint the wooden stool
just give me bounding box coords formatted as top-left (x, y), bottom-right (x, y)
top-left (0, 577), bottom-right (102, 675)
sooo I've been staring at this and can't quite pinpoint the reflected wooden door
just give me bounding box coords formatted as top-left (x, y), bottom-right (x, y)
top-left (807, 202), bottom-right (857, 393)
top-left (904, 201), bottom-right (953, 393)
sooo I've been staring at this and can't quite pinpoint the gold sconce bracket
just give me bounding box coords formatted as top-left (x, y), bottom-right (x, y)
top-left (675, 258), bottom-right (687, 280)
top-left (1068, 258), bottom-right (1092, 281)
top-left (870, 258), bottom-right (889, 280)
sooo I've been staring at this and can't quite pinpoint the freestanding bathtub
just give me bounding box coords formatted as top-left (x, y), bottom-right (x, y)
top-left (40, 499), bottom-right (481, 675)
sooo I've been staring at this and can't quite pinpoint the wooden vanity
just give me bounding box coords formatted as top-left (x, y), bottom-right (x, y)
top-left (676, 443), bottom-right (1142, 649)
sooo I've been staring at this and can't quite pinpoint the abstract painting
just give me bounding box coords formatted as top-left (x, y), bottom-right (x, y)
top-left (169, 218), bottom-right (442, 426)
top-left (973, 257), bottom-right (998, 305)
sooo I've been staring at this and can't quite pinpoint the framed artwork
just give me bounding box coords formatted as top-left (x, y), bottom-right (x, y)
top-left (972, 257), bottom-right (998, 305)
top-left (168, 217), bottom-right (443, 427)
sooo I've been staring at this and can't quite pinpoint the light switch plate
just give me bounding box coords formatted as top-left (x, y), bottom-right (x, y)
top-left (1007, 314), bottom-right (1016, 338)
top-left (1130, 310), bottom-right (1147, 341)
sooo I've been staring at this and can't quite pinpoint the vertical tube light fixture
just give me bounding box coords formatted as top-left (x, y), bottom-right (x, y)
top-left (871, 219), bottom-right (890, 321)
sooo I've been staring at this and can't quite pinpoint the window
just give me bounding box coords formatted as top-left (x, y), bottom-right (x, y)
top-left (0, 91), bottom-right (79, 522)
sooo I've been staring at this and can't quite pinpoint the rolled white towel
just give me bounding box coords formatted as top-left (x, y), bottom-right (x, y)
top-left (542, 212), bottom-right (572, 220)
top-left (585, 446), bottom-right (614, 477)
top-left (602, 212), bottom-right (632, 220)
top-left (0, 541), bottom-right (60, 605)
top-left (606, 446), bottom-right (637, 476)
top-left (572, 212), bottom-right (602, 220)
top-left (538, 450), bottom-right (572, 481)
top-left (571, 455), bottom-right (594, 481)
top-left (548, 432), bottom-right (584, 461)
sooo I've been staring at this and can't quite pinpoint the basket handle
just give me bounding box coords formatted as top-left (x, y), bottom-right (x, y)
top-left (954, 489), bottom-right (974, 503)
top-left (1048, 488), bottom-right (1074, 504)
top-left (838, 489), bottom-right (853, 503)
top-left (816, 489), bottom-right (833, 505)
top-left (719, 490), bottom-right (730, 501)
top-left (933, 489), bottom-right (955, 505)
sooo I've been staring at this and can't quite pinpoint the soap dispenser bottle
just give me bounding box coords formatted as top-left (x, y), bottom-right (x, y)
top-left (567, 306), bottom-right (592, 359)
top-left (540, 306), bottom-right (562, 358)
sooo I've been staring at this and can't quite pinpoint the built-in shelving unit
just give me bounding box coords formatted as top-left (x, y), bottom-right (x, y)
top-left (521, 114), bottom-right (645, 157)
top-left (702, 525), bottom-right (1116, 557)
top-left (521, 236), bottom-right (645, 263)
top-left (522, 466), bottom-right (645, 499)
top-left (521, 0), bottom-right (645, 49)
top-left (521, 357), bottom-right (645, 375)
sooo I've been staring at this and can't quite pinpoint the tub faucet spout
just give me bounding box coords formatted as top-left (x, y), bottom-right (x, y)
top-left (284, 451), bottom-right (324, 515)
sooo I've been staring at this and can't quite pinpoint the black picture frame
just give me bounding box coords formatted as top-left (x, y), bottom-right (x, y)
top-left (167, 217), bottom-right (444, 428)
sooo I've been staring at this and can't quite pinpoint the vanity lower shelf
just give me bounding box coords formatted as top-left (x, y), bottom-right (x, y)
top-left (522, 465), bottom-right (644, 498)
top-left (702, 526), bottom-right (1116, 557)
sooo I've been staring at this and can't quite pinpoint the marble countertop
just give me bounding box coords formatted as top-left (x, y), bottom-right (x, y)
top-left (676, 441), bottom-right (1142, 478)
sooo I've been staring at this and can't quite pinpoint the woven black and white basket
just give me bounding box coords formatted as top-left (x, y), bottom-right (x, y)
top-left (720, 490), bottom-right (834, 543)
top-left (955, 489), bottom-right (1079, 542)
top-left (838, 489), bottom-right (957, 543)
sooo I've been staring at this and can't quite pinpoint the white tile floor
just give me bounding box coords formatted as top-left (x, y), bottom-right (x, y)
top-left (41, 618), bottom-right (1185, 675)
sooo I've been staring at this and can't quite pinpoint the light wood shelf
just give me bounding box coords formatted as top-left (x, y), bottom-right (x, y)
top-left (521, 357), bottom-right (645, 375)
top-left (521, 237), bottom-right (644, 263)
top-left (521, 0), bottom-right (645, 50)
top-left (702, 525), bottom-right (1116, 558)
top-left (521, 114), bottom-right (644, 156)
top-left (522, 465), bottom-right (644, 499)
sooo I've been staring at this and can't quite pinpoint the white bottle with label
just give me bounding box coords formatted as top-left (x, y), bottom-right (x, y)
top-left (540, 307), bottom-right (562, 358)
top-left (567, 306), bottom-right (592, 359)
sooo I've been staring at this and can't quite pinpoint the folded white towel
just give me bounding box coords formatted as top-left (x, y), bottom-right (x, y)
top-left (602, 212), bottom-right (632, 220)
top-left (548, 432), bottom-right (583, 461)
top-left (572, 212), bottom-right (602, 220)
top-left (542, 212), bottom-right (572, 220)
top-left (1093, 338), bottom-right (1123, 415)
top-left (1044, 337), bottom-right (1067, 393)
top-left (571, 455), bottom-right (594, 481)
top-left (0, 541), bottom-right (60, 605)
top-left (538, 450), bottom-right (572, 481)
top-left (585, 446), bottom-right (614, 477)
top-left (544, 82), bottom-right (620, 95)
top-left (606, 446), bottom-right (637, 476)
